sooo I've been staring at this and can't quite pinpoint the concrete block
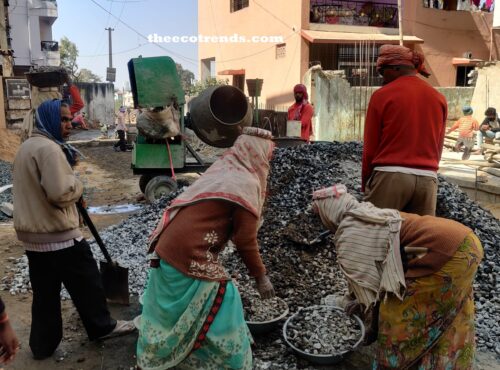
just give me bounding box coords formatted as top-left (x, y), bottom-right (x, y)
top-left (8, 99), bottom-right (31, 110)
top-left (0, 202), bottom-right (13, 217)
top-left (6, 110), bottom-right (30, 120)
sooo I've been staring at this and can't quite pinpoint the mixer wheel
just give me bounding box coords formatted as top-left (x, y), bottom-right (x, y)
top-left (144, 176), bottom-right (178, 202)
top-left (139, 174), bottom-right (154, 193)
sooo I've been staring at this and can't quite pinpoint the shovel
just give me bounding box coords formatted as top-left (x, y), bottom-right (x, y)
top-left (76, 201), bottom-right (130, 305)
top-left (309, 230), bottom-right (332, 246)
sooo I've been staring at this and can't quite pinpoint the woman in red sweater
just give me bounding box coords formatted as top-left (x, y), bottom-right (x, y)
top-left (313, 184), bottom-right (482, 370)
top-left (137, 127), bottom-right (276, 370)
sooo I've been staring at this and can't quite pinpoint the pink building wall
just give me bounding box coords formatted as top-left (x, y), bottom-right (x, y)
top-left (198, 1), bottom-right (500, 105)
top-left (198, 0), bottom-right (310, 108)
top-left (403, 3), bottom-right (499, 86)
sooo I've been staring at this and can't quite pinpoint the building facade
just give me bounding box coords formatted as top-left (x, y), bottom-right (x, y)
top-left (198, 0), bottom-right (498, 106)
top-left (8, 0), bottom-right (60, 75)
top-left (0, 0), bottom-right (60, 128)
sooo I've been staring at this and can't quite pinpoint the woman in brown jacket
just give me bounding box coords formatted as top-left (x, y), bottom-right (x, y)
top-left (137, 127), bottom-right (276, 370)
top-left (312, 184), bottom-right (483, 370)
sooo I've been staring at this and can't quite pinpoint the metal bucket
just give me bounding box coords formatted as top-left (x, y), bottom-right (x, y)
top-left (246, 298), bottom-right (289, 336)
top-left (273, 137), bottom-right (307, 148)
top-left (283, 305), bottom-right (365, 365)
top-left (189, 85), bottom-right (252, 148)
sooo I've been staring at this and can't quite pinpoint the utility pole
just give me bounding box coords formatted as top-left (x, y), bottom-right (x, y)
top-left (397, 0), bottom-right (403, 46)
top-left (105, 28), bottom-right (116, 82)
top-left (0, 1), bottom-right (12, 129)
top-left (105, 27), bottom-right (114, 68)
top-left (0, 2), bottom-right (13, 77)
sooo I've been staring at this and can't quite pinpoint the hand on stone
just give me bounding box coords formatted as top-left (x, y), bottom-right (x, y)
top-left (255, 275), bottom-right (275, 300)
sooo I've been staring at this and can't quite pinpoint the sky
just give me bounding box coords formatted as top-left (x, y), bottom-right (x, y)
top-left (53, 0), bottom-right (198, 90)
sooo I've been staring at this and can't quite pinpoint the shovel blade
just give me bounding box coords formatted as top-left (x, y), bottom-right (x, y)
top-left (99, 260), bottom-right (130, 306)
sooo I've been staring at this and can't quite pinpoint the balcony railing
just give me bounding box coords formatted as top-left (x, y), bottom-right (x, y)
top-left (310, 1), bottom-right (398, 28)
top-left (41, 41), bottom-right (58, 52)
top-left (29, 0), bottom-right (58, 8)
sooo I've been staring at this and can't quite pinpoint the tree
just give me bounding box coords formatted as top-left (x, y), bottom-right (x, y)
top-left (187, 77), bottom-right (229, 97)
top-left (75, 68), bottom-right (102, 83)
top-left (59, 36), bottom-right (79, 79)
top-left (176, 63), bottom-right (195, 93)
top-left (59, 36), bottom-right (102, 82)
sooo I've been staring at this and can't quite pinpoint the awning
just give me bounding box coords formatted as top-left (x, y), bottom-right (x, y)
top-left (452, 58), bottom-right (483, 66)
top-left (301, 29), bottom-right (424, 44)
top-left (218, 69), bottom-right (245, 76)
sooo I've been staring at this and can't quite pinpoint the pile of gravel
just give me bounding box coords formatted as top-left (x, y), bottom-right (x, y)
top-left (0, 160), bottom-right (13, 221)
top-left (2, 142), bottom-right (499, 366)
top-left (436, 181), bottom-right (500, 355)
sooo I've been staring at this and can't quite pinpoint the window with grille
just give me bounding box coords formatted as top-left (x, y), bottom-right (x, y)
top-left (276, 43), bottom-right (286, 59)
top-left (337, 44), bottom-right (383, 86)
top-left (230, 0), bottom-right (249, 12)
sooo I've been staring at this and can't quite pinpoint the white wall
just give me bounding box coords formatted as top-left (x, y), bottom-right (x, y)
top-left (8, 0), bottom-right (58, 68)
top-left (76, 83), bottom-right (116, 126)
top-left (494, 2), bottom-right (500, 28)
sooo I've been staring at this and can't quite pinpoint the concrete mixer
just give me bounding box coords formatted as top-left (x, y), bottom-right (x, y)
top-left (127, 56), bottom-right (252, 202)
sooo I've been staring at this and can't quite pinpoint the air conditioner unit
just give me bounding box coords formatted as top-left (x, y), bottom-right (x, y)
top-left (463, 51), bottom-right (473, 59)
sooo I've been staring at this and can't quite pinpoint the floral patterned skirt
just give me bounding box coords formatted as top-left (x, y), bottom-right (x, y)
top-left (136, 261), bottom-right (253, 370)
top-left (374, 233), bottom-right (483, 370)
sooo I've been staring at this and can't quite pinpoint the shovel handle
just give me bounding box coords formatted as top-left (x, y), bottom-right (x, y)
top-left (317, 230), bottom-right (332, 240)
top-left (76, 200), bottom-right (113, 264)
top-left (311, 230), bottom-right (332, 244)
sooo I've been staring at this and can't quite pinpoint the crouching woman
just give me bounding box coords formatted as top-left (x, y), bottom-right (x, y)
top-left (312, 184), bottom-right (483, 370)
top-left (137, 127), bottom-right (276, 370)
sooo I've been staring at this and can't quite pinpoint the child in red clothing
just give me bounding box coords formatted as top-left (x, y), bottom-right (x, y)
top-left (447, 105), bottom-right (479, 160)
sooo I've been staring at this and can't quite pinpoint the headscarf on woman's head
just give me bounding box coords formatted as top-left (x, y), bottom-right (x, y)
top-left (147, 127), bottom-right (275, 254)
top-left (313, 184), bottom-right (406, 310)
top-left (35, 99), bottom-right (64, 141)
top-left (293, 84), bottom-right (308, 100)
top-left (292, 84), bottom-right (309, 121)
top-left (311, 184), bottom-right (358, 231)
top-left (376, 44), bottom-right (430, 78)
top-left (35, 99), bottom-right (82, 166)
top-left (170, 126), bottom-right (274, 217)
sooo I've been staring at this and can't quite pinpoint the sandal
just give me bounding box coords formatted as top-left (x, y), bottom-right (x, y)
top-left (99, 320), bottom-right (136, 340)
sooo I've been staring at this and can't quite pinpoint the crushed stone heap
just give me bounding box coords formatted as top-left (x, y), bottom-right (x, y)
top-left (2, 142), bottom-right (499, 367)
top-left (0, 161), bottom-right (13, 221)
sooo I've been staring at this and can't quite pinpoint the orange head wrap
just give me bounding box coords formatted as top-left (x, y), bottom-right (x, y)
top-left (376, 45), bottom-right (430, 78)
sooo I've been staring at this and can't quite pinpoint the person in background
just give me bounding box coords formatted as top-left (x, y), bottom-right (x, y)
top-left (476, 107), bottom-right (500, 153)
top-left (312, 184), bottom-right (483, 370)
top-left (362, 44), bottom-right (447, 216)
top-left (287, 84), bottom-right (314, 142)
top-left (99, 121), bottom-right (109, 139)
top-left (61, 71), bottom-right (84, 116)
top-left (71, 111), bottom-right (89, 130)
top-left (114, 106), bottom-right (128, 152)
top-left (13, 99), bottom-right (135, 360)
top-left (446, 105), bottom-right (479, 160)
top-left (0, 296), bottom-right (19, 365)
top-left (137, 127), bottom-right (276, 370)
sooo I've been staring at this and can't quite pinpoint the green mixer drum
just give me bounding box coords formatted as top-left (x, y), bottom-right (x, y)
top-left (128, 56), bottom-right (186, 107)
